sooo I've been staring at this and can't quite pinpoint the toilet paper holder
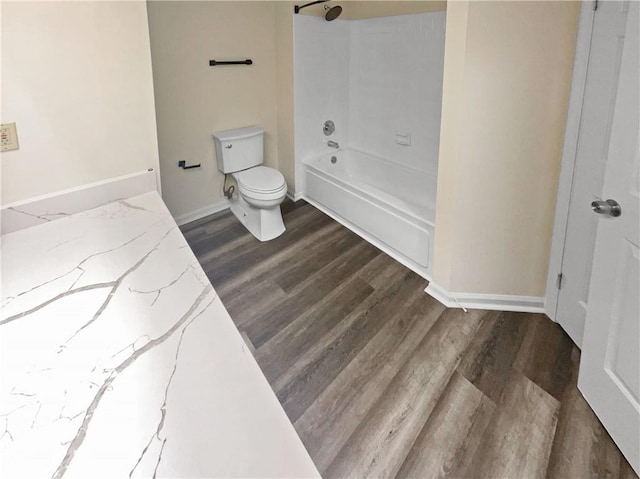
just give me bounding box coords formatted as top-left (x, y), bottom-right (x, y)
top-left (178, 160), bottom-right (201, 170)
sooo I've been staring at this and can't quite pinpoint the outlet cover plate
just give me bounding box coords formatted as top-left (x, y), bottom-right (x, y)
top-left (1, 123), bottom-right (19, 151)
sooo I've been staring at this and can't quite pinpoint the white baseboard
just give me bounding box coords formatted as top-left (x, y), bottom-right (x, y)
top-left (1, 169), bottom-right (158, 235)
top-left (286, 190), bottom-right (305, 202)
top-left (177, 191), bottom-right (300, 227)
top-left (425, 281), bottom-right (545, 314)
top-left (174, 198), bottom-right (230, 226)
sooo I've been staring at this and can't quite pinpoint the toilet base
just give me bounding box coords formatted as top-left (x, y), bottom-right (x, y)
top-left (230, 195), bottom-right (285, 242)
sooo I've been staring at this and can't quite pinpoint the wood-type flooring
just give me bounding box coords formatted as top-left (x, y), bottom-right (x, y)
top-left (181, 199), bottom-right (637, 479)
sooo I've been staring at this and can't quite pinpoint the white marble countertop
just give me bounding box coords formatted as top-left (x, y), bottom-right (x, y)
top-left (0, 192), bottom-right (319, 478)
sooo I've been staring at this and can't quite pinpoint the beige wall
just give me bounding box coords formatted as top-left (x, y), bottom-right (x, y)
top-left (276, 2), bottom-right (296, 190)
top-left (147, 1), bottom-right (445, 217)
top-left (299, 0), bottom-right (446, 20)
top-left (433, 1), bottom-right (580, 297)
top-left (147, 1), bottom-right (280, 219)
top-left (0, 1), bottom-right (159, 205)
top-left (431, 0), bottom-right (469, 290)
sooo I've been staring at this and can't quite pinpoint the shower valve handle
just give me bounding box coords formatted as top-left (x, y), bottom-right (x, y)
top-left (323, 120), bottom-right (335, 136)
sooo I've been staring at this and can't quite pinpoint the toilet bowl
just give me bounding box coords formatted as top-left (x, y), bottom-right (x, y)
top-left (230, 166), bottom-right (287, 241)
top-left (213, 125), bottom-right (287, 241)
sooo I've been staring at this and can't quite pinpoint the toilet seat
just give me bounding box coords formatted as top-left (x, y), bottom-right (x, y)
top-left (235, 166), bottom-right (286, 198)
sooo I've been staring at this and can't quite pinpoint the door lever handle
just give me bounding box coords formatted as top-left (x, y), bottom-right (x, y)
top-left (591, 199), bottom-right (622, 217)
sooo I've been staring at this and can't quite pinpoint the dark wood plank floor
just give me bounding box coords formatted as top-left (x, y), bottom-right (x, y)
top-left (181, 199), bottom-right (637, 479)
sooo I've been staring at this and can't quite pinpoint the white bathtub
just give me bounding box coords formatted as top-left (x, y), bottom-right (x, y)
top-left (303, 148), bottom-right (436, 278)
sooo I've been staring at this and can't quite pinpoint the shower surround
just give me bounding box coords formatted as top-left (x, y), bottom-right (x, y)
top-left (294, 11), bottom-right (446, 278)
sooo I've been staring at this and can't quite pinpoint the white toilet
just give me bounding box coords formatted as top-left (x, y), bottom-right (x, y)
top-left (213, 126), bottom-right (287, 241)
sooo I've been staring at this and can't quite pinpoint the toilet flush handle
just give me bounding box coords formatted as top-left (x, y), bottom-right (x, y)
top-left (225, 144), bottom-right (233, 149)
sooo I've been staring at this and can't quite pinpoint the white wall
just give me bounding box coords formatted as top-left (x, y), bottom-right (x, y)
top-left (293, 11), bottom-right (446, 192)
top-left (1, 1), bottom-right (159, 205)
top-left (293, 15), bottom-right (350, 193)
top-left (348, 12), bottom-right (446, 175)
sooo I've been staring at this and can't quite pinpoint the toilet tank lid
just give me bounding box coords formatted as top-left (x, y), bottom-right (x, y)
top-left (213, 125), bottom-right (263, 142)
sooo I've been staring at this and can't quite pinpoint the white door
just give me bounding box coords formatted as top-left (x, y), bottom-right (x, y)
top-left (578, 1), bottom-right (639, 474)
top-left (556, 0), bottom-right (630, 348)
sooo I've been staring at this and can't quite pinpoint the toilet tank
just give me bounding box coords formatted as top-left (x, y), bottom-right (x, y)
top-left (213, 126), bottom-right (264, 173)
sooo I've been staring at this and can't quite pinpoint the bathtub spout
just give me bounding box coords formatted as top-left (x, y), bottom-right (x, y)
top-left (328, 140), bottom-right (340, 149)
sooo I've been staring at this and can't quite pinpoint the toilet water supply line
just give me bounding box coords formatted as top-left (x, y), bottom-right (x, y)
top-left (223, 174), bottom-right (235, 199)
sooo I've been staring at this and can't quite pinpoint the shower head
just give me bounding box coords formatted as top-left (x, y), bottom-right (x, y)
top-left (324, 4), bottom-right (342, 21)
top-left (294, 0), bottom-right (342, 21)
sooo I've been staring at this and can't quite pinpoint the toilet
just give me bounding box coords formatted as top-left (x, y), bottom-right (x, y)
top-left (213, 126), bottom-right (287, 241)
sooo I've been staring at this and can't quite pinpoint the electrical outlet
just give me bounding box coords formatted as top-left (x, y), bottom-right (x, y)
top-left (1, 123), bottom-right (19, 152)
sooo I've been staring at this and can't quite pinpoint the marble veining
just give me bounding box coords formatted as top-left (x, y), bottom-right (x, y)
top-left (0, 192), bottom-right (319, 478)
top-left (0, 170), bottom-right (158, 235)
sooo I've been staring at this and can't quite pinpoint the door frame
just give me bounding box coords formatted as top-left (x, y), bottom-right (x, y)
top-left (545, 0), bottom-right (598, 323)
